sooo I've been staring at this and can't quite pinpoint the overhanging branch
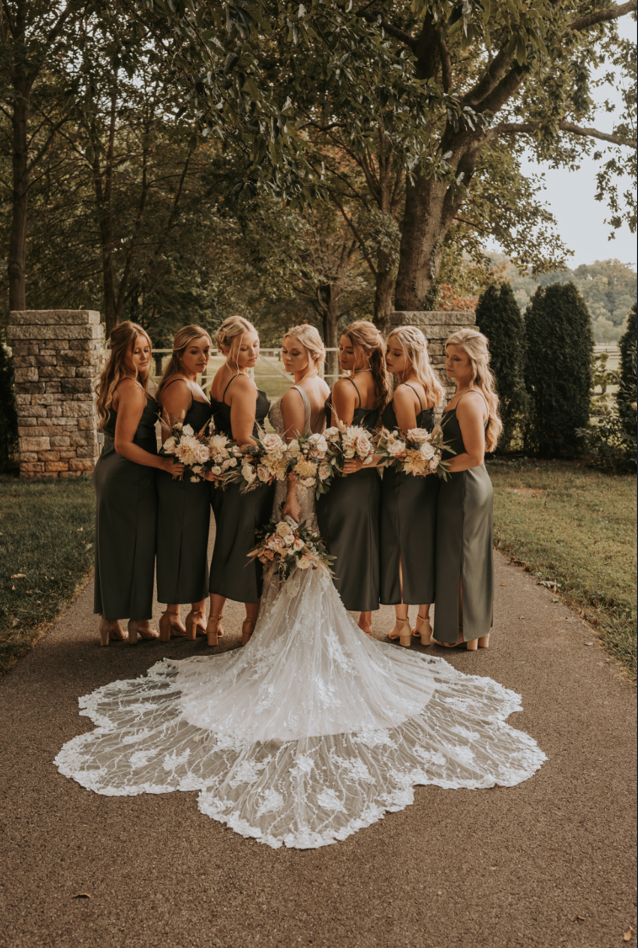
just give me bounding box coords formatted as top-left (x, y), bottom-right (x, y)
top-left (569, 1), bottom-right (637, 31)
top-left (495, 120), bottom-right (637, 149)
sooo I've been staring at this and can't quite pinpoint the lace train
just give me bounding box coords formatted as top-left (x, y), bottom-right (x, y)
top-left (55, 569), bottom-right (546, 849)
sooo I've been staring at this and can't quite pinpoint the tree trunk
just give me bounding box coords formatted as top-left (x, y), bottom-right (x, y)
top-left (91, 94), bottom-right (118, 336)
top-left (321, 286), bottom-right (341, 381)
top-left (394, 173), bottom-right (449, 311)
top-left (373, 251), bottom-right (396, 331)
top-left (8, 71), bottom-right (31, 311)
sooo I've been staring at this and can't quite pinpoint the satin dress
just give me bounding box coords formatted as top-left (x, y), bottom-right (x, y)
top-left (379, 386), bottom-right (439, 605)
top-left (93, 391), bottom-right (158, 621)
top-left (316, 378), bottom-right (381, 612)
top-left (434, 392), bottom-right (493, 643)
top-left (209, 376), bottom-right (274, 603)
top-left (156, 382), bottom-right (212, 605)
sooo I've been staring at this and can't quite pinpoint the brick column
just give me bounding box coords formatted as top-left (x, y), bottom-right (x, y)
top-left (388, 310), bottom-right (476, 396)
top-left (7, 310), bottom-right (104, 479)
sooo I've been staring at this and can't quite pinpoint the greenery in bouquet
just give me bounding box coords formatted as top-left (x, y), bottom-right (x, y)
top-left (375, 425), bottom-right (454, 480)
top-left (316, 421), bottom-right (375, 492)
top-left (248, 517), bottom-right (335, 582)
top-left (225, 430), bottom-right (288, 493)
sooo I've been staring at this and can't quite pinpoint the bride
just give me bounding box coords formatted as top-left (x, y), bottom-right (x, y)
top-left (55, 324), bottom-right (546, 850)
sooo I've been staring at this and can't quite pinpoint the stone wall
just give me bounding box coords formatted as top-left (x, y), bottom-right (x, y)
top-left (7, 310), bottom-right (104, 479)
top-left (388, 310), bottom-right (476, 395)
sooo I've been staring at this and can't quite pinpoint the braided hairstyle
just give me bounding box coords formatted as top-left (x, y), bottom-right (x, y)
top-left (341, 320), bottom-right (389, 410)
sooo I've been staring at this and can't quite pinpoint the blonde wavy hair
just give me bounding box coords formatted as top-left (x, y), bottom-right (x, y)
top-left (96, 321), bottom-right (152, 430)
top-left (341, 320), bottom-right (389, 410)
top-left (386, 325), bottom-right (445, 408)
top-left (156, 325), bottom-right (212, 404)
top-left (446, 328), bottom-right (502, 451)
top-left (283, 324), bottom-right (325, 375)
top-left (215, 315), bottom-right (258, 368)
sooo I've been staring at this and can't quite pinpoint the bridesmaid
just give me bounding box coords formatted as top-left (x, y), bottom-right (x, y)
top-left (208, 316), bottom-right (275, 647)
top-left (156, 326), bottom-right (213, 641)
top-left (380, 326), bottom-right (445, 647)
top-left (94, 321), bottom-right (183, 646)
top-left (316, 320), bottom-right (387, 634)
top-left (433, 328), bottom-right (502, 650)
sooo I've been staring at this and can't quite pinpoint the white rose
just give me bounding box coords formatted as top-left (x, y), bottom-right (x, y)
top-left (276, 521), bottom-right (293, 538)
top-left (292, 536), bottom-right (304, 551)
top-left (211, 465), bottom-right (222, 475)
top-left (297, 555), bottom-right (312, 569)
top-left (163, 436), bottom-right (176, 453)
top-left (387, 439), bottom-right (405, 457)
top-left (209, 434), bottom-right (229, 454)
top-left (354, 434), bottom-right (372, 458)
top-left (182, 424), bottom-right (194, 436)
top-left (324, 427), bottom-right (340, 442)
top-left (227, 457), bottom-right (238, 467)
top-left (194, 443), bottom-right (210, 464)
top-left (408, 428), bottom-right (430, 444)
top-left (307, 433), bottom-right (327, 457)
top-left (283, 534), bottom-right (294, 546)
top-left (257, 464), bottom-right (270, 482)
top-left (242, 463), bottom-right (256, 483)
top-left (419, 441), bottom-right (435, 461)
top-left (318, 461), bottom-right (330, 481)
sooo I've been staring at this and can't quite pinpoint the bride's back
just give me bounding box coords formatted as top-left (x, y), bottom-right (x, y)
top-left (284, 376), bottom-right (330, 435)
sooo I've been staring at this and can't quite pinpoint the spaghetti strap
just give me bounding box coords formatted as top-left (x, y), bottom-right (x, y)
top-left (403, 382), bottom-right (423, 411)
top-left (163, 376), bottom-right (194, 407)
top-left (292, 385), bottom-right (312, 435)
top-left (344, 377), bottom-right (362, 408)
top-left (456, 389), bottom-right (489, 423)
top-left (222, 374), bottom-right (240, 405)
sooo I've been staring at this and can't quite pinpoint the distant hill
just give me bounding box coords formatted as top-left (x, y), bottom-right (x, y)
top-left (492, 256), bottom-right (637, 342)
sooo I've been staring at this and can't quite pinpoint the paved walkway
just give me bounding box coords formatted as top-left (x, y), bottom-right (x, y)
top-left (1, 551), bottom-right (635, 948)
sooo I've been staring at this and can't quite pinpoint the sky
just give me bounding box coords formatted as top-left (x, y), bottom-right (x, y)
top-left (488, 15), bottom-right (637, 271)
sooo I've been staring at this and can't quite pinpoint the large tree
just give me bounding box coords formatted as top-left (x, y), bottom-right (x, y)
top-left (145, 0), bottom-right (637, 312)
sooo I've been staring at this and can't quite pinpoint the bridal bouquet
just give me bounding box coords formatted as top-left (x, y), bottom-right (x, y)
top-left (285, 432), bottom-right (333, 497)
top-left (375, 424), bottom-right (453, 479)
top-left (161, 418), bottom-right (242, 484)
top-left (317, 421), bottom-right (376, 488)
top-left (225, 430), bottom-right (289, 493)
top-left (248, 517), bottom-right (335, 581)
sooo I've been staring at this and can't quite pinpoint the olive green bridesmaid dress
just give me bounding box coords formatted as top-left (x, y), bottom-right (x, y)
top-left (379, 385), bottom-right (439, 605)
top-left (433, 392), bottom-right (493, 643)
top-left (209, 376), bottom-right (275, 603)
top-left (93, 392), bottom-right (158, 621)
top-left (316, 379), bottom-right (381, 612)
top-left (156, 383), bottom-right (212, 605)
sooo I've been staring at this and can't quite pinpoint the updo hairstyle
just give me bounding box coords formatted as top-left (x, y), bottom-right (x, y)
top-left (95, 320), bottom-right (152, 430)
top-left (386, 325), bottom-right (445, 408)
top-left (283, 324), bottom-right (325, 375)
top-left (214, 316), bottom-right (258, 368)
top-left (341, 320), bottom-right (389, 410)
top-left (156, 324), bottom-right (212, 404)
top-left (445, 327), bottom-right (502, 451)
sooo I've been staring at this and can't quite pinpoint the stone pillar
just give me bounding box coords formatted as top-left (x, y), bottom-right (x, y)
top-left (388, 310), bottom-right (476, 395)
top-left (7, 310), bottom-right (104, 479)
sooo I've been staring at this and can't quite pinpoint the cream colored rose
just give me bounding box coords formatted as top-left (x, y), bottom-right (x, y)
top-left (163, 436), bottom-right (176, 453)
top-left (387, 439), bottom-right (405, 457)
top-left (211, 465), bottom-right (222, 475)
top-left (261, 433), bottom-right (286, 458)
top-left (318, 461), bottom-right (330, 481)
top-left (276, 521), bottom-right (293, 538)
top-left (307, 433), bottom-right (327, 457)
top-left (182, 424), bottom-right (194, 436)
top-left (297, 555), bottom-right (312, 569)
top-left (354, 434), bottom-right (372, 458)
top-left (292, 536), bottom-right (304, 552)
top-left (208, 434), bottom-right (230, 455)
top-left (257, 464), bottom-right (270, 482)
top-left (407, 428), bottom-right (430, 444)
top-left (324, 426), bottom-right (340, 442)
top-left (419, 441), bottom-right (435, 461)
top-left (242, 463), bottom-right (256, 483)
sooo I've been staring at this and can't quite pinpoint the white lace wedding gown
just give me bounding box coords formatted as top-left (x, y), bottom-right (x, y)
top-left (55, 387), bottom-right (546, 849)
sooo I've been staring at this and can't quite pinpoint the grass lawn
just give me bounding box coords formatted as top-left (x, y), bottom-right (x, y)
top-left (488, 459), bottom-right (637, 679)
top-left (0, 476), bottom-right (96, 675)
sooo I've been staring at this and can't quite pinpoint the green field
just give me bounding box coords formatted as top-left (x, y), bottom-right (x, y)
top-left (488, 459), bottom-right (637, 678)
top-left (0, 477), bottom-right (96, 675)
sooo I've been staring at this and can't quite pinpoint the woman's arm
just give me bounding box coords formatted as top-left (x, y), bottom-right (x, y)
top-left (330, 378), bottom-right (357, 427)
top-left (114, 382), bottom-right (184, 475)
top-left (228, 375), bottom-right (259, 446)
top-left (446, 392), bottom-right (487, 472)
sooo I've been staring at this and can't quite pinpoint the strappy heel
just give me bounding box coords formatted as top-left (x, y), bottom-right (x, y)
top-left (206, 614), bottom-right (224, 647)
top-left (387, 618), bottom-right (412, 648)
top-left (242, 616), bottom-right (257, 646)
top-left (98, 617), bottom-right (126, 646)
top-left (185, 609), bottom-right (207, 641)
top-left (127, 620), bottom-right (159, 645)
top-left (159, 611), bottom-right (186, 642)
top-left (412, 612), bottom-right (432, 645)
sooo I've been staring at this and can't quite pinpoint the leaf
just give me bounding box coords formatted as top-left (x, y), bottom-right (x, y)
top-left (71, 893), bottom-right (91, 899)
top-left (11, 574), bottom-right (26, 579)
top-left (624, 928), bottom-right (634, 942)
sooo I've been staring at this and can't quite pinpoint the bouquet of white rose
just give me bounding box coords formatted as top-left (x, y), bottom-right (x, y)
top-left (374, 424), bottom-right (453, 479)
top-left (161, 417), bottom-right (212, 482)
top-left (201, 427), bottom-right (243, 485)
top-left (320, 420), bottom-right (375, 486)
top-left (285, 431), bottom-right (334, 498)
top-left (225, 430), bottom-right (289, 493)
top-left (247, 517), bottom-right (335, 581)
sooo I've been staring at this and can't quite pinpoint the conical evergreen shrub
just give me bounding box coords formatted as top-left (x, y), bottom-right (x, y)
top-left (524, 282), bottom-right (593, 458)
top-left (617, 303), bottom-right (637, 438)
top-left (0, 337), bottom-right (18, 473)
top-left (476, 282), bottom-right (528, 452)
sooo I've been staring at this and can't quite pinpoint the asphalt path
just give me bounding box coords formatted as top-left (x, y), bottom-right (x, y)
top-left (1, 551), bottom-right (635, 948)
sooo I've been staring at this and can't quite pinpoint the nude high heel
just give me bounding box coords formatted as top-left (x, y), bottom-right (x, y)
top-left (159, 612), bottom-right (187, 642)
top-left (412, 612), bottom-right (432, 645)
top-left (242, 617), bottom-right (256, 646)
top-left (127, 620), bottom-right (159, 645)
top-left (206, 614), bottom-right (223, 647)
top-left (185, 609), bottom-right (207, 641)
top-left (387, 618), bottom-right (412, 648)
